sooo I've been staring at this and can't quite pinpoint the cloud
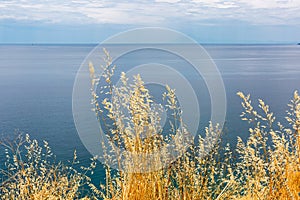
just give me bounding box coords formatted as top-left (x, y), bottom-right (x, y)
top-left (155, 0), bottom-right (181, 3)
top-left (191, 0), bottom-right (238, 8)
top-left (239, 0), bottom-right (300, 9)
top-left (0, 0), bottom-right (299, 26)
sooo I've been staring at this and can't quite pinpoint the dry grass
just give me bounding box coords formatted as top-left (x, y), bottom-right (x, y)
top-left (0, 134), bottom-right (98, 200)
top-left (234, 91), bottom-right (300, 199)
top-left (88, 50), bottom-right (300, 200)
top-left (89, 50), bottom-right (236, 200)
top-left (0, 49), bottom-right (299, 199)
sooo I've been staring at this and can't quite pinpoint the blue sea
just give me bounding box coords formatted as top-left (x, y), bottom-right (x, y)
top-left (0, 44), bottom-right (300, 183)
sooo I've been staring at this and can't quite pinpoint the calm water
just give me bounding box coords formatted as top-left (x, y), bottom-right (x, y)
top-left (0, 44), bottom-right (299, 183)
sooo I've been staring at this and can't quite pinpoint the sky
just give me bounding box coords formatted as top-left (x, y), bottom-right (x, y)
top-left (0, 0), bottom-right (300, 44)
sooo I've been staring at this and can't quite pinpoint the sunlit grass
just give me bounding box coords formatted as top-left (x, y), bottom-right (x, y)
top-left (88, 50), bottom-right (300, 199)
top-left (0, 134), bottom-right (98, 200)
top-left (0, 50), bottom-right (299, 199)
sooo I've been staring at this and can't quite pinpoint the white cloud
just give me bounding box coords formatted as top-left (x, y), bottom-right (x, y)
top-left (239, 0), bottom-right (300, 9)
top-left (155, 0), bottom-right (181, 3)
top-left (192, 0), bottom-right (300, 9)
top-left (0, 0), bottom-right (299, 25)
top-left (191, 0), bottom-right (238, 8)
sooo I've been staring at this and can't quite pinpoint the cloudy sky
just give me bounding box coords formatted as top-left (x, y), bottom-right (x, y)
top-left (0, 0), bottom-right (300, 43)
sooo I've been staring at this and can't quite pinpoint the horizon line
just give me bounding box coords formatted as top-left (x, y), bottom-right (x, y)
top-left (0, 42), bottom-right (298, 46)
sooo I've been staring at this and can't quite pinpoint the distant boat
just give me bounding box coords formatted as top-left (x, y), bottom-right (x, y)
top-left (298, 43), bottom-right (300, 45)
